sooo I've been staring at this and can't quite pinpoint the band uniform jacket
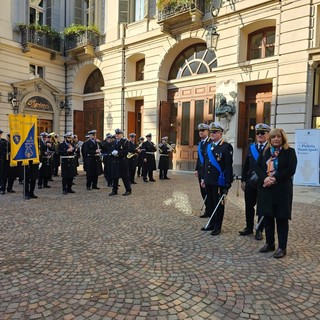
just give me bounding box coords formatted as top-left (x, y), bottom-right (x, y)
top-left (241, 143), bottom-right (264, 187)
top-left (110, 138), bottom-right (130, 179)
top-left (195, 137), bottom-right (210, 177)
top-left (158, 143), bottom-right (171, 170)
top-left (82, 139), bottom-right (103, 176)
top-left (39, 139), bottom-right (53, 179)
top-left (141, 140), bottom-right (157, 171)
top-left (202, 140), bottom-right (233, 188)
top-left (58, 141), bottom-right (77, 178)
top-left (255, 147), bottom-right (297, 220)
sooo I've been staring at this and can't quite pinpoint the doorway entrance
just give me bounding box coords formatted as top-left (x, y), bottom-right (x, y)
top-left (38, 119), bottom-right (52, 136)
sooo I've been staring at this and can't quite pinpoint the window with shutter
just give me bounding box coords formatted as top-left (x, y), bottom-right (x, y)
top-left (119, 0), bottom-right (129, 23)
top-left (75, 0), bottom-right (83, 24)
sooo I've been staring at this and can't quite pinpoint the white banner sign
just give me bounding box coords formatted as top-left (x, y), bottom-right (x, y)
top-left (294, 129), bottom-right (320, 186)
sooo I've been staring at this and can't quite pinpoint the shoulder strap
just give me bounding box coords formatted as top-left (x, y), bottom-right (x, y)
top-left (206, 143), bottom-right (222, 173)
top-left (198, 141), bottom-right (204, 165)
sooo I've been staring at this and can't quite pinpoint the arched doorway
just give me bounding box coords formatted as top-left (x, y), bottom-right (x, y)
top-left (73, 68), bottom-right (104, 140)
top-left (159, 44), bottom-right (217, 170)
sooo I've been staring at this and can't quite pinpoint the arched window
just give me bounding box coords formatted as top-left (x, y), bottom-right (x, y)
top-left (169, 44), bottom-right (217, 80)
top-left (84, 69), bottom-right (104, 94)
top-left (248, 27), bottom-right (275, 60)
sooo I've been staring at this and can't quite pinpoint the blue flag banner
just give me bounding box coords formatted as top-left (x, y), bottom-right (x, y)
top-left (9, 114), bottom-right (39, 166)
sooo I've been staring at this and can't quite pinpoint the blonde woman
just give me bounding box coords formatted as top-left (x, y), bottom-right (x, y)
top-left (255, 128), bottom-right (297, 258)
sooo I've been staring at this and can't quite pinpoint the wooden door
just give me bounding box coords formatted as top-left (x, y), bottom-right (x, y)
top-left (127, 111), bottom-right (135, 137)
top-left (74, 110), bottom-right (84, 141)
top-left (83, 99), bottom-right (104, 140)
top-left (38, 119), bottom-right (52, 136)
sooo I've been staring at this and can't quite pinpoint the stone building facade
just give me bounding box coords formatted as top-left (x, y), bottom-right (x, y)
top-left (0, 0), bottom-right (319, 174)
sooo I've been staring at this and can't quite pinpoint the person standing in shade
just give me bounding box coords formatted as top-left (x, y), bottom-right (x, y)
top-left (194, 123), bottom-right (210, 218)
top-left (158, 136), bottom-right (174, 180)
top-left (136, 137), bottom-right (145, 177)
top-left (100, 133), bottom-right (113, 187)
top-left (141, 133), bottom-right (157, 182)
top-left (239, 123), bottom-right (271, 240)
top-left (58, 132), bottom-right (77, 195)
top-left (109, 128), bottom-right (132, 196)
top-left (127, 133), bottom-right (138, 184)
top-left (256, 128), bottom-right (297, 259)
top-left (201, 122), bottom-right (233, 236)
top-left (38, 132), bottom-right (53, 189)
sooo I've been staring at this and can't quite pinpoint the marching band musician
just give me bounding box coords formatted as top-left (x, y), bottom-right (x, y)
top-left (58, 132), bottom-right (77, 195)
top-left (72, 134), bottom-right (81, 175)
top-left (141, 133), bottom-right (157, 182)
top-left (109, 128), bottom-right (132, 196)
top-left (127, 133), bottom-right (138, 184)
top-left (136, 136), bottom-right (145, 177)
top-left (38, 132), bottom-right (54, 189)
top-left (81, 129), bottom-right (103, 190)
top-left (100, 133), bottom-right (113, 187)
top-left (50, 133), bottom-right (60, 177)
top-left (158, 136), bottom-right (174, 180)
top-left (201, 122), bottom-right (233, 236)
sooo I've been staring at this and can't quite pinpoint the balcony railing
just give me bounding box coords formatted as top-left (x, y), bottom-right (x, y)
top-left (20, 27), bottom-right (61, 53)
top-left (158, 0), bottom-right (205, 23)
top-left (65, 30), bottom-right (100, 52)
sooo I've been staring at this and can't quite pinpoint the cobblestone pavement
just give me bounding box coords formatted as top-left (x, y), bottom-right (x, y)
top-left (0, 170), bottom-right (319, 320)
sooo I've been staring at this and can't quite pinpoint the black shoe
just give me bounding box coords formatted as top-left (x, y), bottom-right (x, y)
top-left (149, 179), bottom-right (156, 182)
top-left (30, 194), bottom-right (38, 199)
top-left (201, 226), bottom-right (214, 231)
top-left (0, 191), bottom-right (5, 195)
top-left (24, 196), bottom-right (31, 200)
top-left (274, 248), bottom-right (286, 259)
top-left (122, 191), bottom-right (131, 196)
top-left (49, 179), bottom-right (54, 181)
top-left (63, 190), bottom-right (68, 195)
top-left (211, 228), bottom-right (221, 236)
top-left (199, 214), bottom-right (210, 218)
top-left (67, 189), bottom-right (75, 193)
top-left (164, 177), bottom-right (170, 180)
top-left (38, 185), bottom-right (42, 189)
top-left (44, 185), bottom-right (51, 188)
top-left (131, 181), bottom-right (137, 184)
top-left (109, 191), bottom-right (117, 196)
top-left (107, 184), bottom-right (113, 187)
top-left (239, 227), bottom-right (253, 236)
top-left (7, 189), bottom-right (15, 193)
top-left (54, 174), bottom-right (59, 177)
top-left (259, 243), bottom-right (275, 253)
top-left (143, 179), bottom-right (148, 182)
top-left (86, 187), bottom-right (91, 190)
top-left (92, 186), bottom-right (100, 189)
top-left (255, 230), bottom-right (263, 241)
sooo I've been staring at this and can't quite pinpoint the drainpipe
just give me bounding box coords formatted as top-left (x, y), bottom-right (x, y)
top-left (273, 0), bottom-right (282, 128)
top-left (121, 24), bottom-right (126, 131)
top-left (63, 0), bottom-right (68, 134)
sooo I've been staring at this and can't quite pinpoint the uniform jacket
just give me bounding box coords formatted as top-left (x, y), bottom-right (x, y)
top-left (141, 140), bottom-right (157, 171)
top-left (255, 147), bottom-right (297, 219)
top-left (58, 141), bottom-right (77, 178)
top-left (82, 139), bottom-right (102, 176)
top-left (110, 138), bottom-right (129, 179)
top-left (202, 140), bottom-right (233, 187)
top-left (195, 137), bottom-right (210, 175)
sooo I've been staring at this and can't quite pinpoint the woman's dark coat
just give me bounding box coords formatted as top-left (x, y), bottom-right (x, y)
top-left (255, 147), bottom-right (297, 219)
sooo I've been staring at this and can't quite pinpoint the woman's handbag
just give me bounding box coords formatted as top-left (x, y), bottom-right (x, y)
top-left (249, 170), bottom-right (259, 188)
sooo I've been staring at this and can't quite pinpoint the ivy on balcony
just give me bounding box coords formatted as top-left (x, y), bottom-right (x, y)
top-left (17, 23), bottom-right (61, 53)
top-left (64, 24), bottom-right (100, 52)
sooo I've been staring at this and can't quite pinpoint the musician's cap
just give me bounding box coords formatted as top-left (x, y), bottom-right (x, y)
top-left (255, 123), bottom-right (271, 132)
top-left (64, 132), bottom-right (72, 138)
top-left (54, 134), bottom-right (59, 138)
top-left (129, 133), bottom-right (136, 138)
top-left (115, 128), bottom-right (123, 134)
top-left (111, 134), bottom-right (116, 139)
top-left (85, 134), bottom-right (90, 138)
top-left (106, 133), bottom-right (112, 138)
top-left (72, 134), bottom-right (77, 139)
top-left (146, 133), bottom-right (152, 137)
top-left (209, 122), bottom-right (224, 132)
top-left (161, 136), bottom-right (168, 141)
top-left (40, 132), bottom-right (49, 137)
top-left (88, 129), bottom-right (97, 135)
top-left (198, 123), bottom-right (209, 131)
top-left (139, 136), bottom-right (145, 141)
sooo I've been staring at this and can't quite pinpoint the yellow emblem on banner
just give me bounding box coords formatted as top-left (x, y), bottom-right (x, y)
top-left (9, 114), bottom-right (39, 166)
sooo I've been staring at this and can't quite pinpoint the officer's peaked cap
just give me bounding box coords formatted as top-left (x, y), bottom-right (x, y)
top-left (129, 133), bottom-right (136, 138)
top-left (146, 133), bottom-right (152, 137)
top-left (139, 136), bottom-right (145, 141)
top-left (115, 128), bottom-right (124, 134)
top-left (255, 123), bottom-right (271, 132)
top-left (88, 129), bottom-right (97, 135)
top-left (198, 123), bottom-right (209, 130)
top-left (209, 122), bottom-right (224, 132)
top-left (64, 132), bottom-right (73, 138)
top-left (40, 132), bottom-right (49, 137)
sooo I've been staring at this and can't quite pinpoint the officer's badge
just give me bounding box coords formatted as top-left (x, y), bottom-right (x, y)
top-left (13, 135), bottom-right (20, 144)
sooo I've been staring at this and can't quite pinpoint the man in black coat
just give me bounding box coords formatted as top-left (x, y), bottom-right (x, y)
top-left (201, 122), bottom-right (233, 236)
top-left (82, 130), bottom-right (103, 190)
top-left (100, 133), bottom-right (113, 187)
top-left (194, 123), bottom-right (210, 218)
top-left (38, 132), bottom-right (53, 189)
top-left (109, 128), bottom-right (131, 196)
top-left (141, 133), bottom-right (157, 182)
top-left (127, 133), bottom-right (138, 184)
top-left (239, 123), bottom-right (271, 240)
top-left (0, 129), bottom-right (9, 195)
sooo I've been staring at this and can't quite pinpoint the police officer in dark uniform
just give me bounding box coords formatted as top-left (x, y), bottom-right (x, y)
top-left (23, 159), bottom-right (39, 199)
top-left (109, 128), bottom-right (132, 196)
top-left (201, 122), bottom-right (233, 235)
top-left (239, 123), bottom-right (271, 240)
top-left (0, 130), bottom-right (9, 194)
top-left (158, 136), bottom-right (174, 180)
top-left (81, 129), bottom-right (103, 190)
top-left (141, 133), bottom-right (157, 182)
top-left (58, 132), bottom-right (77, 195)
top-left (195, 123), bottom-right (210, 217)
top-left (38, 132), bottom-right (54, 189)
top-left (127, 133), bottom-right (138, 184)
top-left (100, 133), bottom-right (113, 187)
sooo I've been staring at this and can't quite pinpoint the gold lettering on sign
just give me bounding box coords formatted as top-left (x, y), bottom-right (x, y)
top-left (26, 97), bottom-right (52, 111)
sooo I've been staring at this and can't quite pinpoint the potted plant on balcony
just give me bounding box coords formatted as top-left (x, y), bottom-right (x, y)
top-left (17, 23), bottom-right (61, 51)
top-left (63, 24), bottom-right (100, 51)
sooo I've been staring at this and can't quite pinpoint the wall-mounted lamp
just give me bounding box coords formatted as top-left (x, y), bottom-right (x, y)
top-left (206, 25), bottom-right (220, 51)
top-left (8, 92), bottom-right (19, 114)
